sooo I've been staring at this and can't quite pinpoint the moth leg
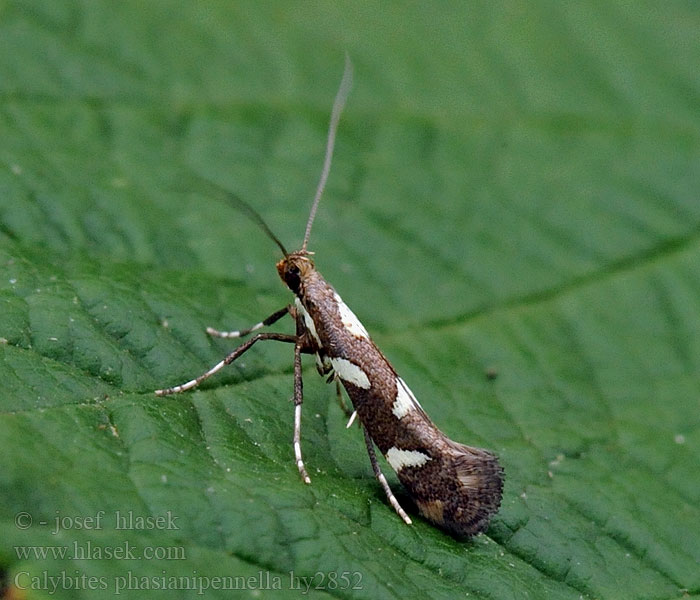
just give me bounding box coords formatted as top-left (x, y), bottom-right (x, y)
top-left (334, 379), bottom-right (354, 417)
top-left (345, 410), bottom-right (358, 429)
top-left (325, 370), bottom-right (357, 426)
top-left (155, 332), bottom-right (297, 396)
top-left (361, 427), bottom-right (412, 525)
top-left (337, 381), bottom-right (359, 428)
top-left (206, 305), bottom-right (290, 338)
top-left (293, 340), bottom-right (311, 484)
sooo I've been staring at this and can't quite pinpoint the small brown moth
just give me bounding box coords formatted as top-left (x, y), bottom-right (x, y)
top-left (156, 57), bottom-right (503, 536)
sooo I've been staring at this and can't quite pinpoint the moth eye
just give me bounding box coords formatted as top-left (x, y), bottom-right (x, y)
top-left (285, 265), bottom-right (301, 293)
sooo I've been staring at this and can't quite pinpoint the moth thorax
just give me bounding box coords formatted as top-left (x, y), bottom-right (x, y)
top-left (276, 253), bottom-right (314, 295)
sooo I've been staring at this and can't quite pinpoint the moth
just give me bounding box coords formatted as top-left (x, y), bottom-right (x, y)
top-left (156, 58), bottom-right (504, 536)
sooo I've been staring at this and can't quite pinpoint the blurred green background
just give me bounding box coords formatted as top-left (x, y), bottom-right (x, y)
top-left (0, 1), bottom-right (698, 599)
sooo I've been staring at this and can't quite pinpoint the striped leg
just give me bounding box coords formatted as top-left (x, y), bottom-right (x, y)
top-left (155, 332), bottom-right (297, 396)
top-left (293, 340), bottom-right (311, 484)
top-left (206, 306), bottom-right (290, 338)
top-left (362, 427), bottom-right (412, 525)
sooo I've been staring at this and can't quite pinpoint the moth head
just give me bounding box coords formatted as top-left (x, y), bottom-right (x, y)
top-left (277, 253), bottom-right (314, 295)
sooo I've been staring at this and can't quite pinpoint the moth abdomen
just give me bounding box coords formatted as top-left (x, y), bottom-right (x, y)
top-left (397, 439), bottom-right (504, 536)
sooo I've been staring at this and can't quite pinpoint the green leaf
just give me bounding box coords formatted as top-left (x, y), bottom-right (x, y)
top-left (1, 1), bottom-right (699, 599)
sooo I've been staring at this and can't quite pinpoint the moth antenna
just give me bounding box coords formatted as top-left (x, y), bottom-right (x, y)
top-left (178, 175), bottom-right (289, 256)
top-left (301, 54), bottom-right (353, 253)
top-left (220, 189), bottom-right (289, 257)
